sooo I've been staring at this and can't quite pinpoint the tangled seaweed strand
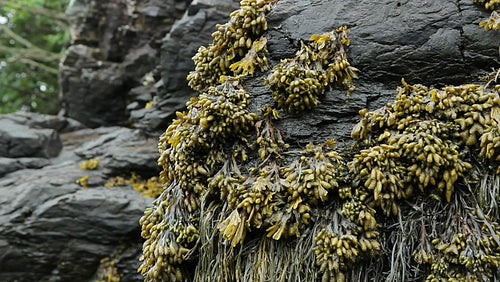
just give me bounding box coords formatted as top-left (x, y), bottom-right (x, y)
top-left (474, 0), bottom-right (500, 10)
top-left (139, 77), bottom-right (257, 281)
top-left (210, 104), bottom-right (346, 246)
top-left (480, 10), bottom-right (500, 31)
top-left (314, 199), bottom-right (380, 282)
top-left (266, 27), bottom-right (358, 114)
top-left (187, 0), bottom-right (273, 91)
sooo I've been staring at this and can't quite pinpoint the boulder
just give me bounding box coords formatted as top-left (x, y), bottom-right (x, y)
top-left (0, 178), bottom-right (149, 282)
top-left (0, 119), bottom-right (62, 159)
top-left (1, 111), bottom-right (84, 133)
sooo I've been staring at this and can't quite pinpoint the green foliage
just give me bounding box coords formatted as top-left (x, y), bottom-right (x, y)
top-left (0, 0), bottom-right (69, 114)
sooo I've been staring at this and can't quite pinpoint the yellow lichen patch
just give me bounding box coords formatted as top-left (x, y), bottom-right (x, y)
top-left (266, 27), bottom-right (358, 114)
top-left (104, 176), bottom-right (128, 188)
top-left (187, 0), bottom-right (273, 91)
top-left (95, 257), bottom-right (120, 282)
top-left (80, 158), bottom-right (100, 170)
top-left (76, 175), bottom-right (89, 188)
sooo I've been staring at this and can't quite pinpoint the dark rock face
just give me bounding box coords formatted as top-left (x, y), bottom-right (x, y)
top-left (0, 114), bottom-right (64, 160)
top-left (60, 0), bottom-right (191, 128)
top-left (161, 0), bottom-right (240, 97)
top-left (131, 0), bottom-right (241, 130)
top-left (74, 127), bottom-right (160, 177)
top-left (266, 0), bottom-right (499, 87)
top-left (248, 0), bottom-right (500, 145)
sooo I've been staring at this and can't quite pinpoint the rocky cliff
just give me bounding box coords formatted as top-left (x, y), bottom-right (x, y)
top-left (0, 0), bottom-right (499, 281)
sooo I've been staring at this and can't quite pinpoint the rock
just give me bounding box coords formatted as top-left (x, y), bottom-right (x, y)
top-left (0, 119), bottom-right (62, 159)
top-left (74, 127), bottom-right (161, 177)
top-left (129, 105), bottom-right (172, 131)
top-left (1, 111), bottom-right (85, 133)
top-left (60, 0), bottom-right (191, 128)
top-left (265, 0), bottom-right (500, 87)
top-left (59, 44), bottom-right (129, 128)
top-left (122, 44), bottom-right (158, 81)
top-left (157, 0), bottom-right (240, 118)
top-left (0, 178), bottom-right (149, 281)
top-left (0, 123), bottom-right (160, 281)
top-left (0, 157), bottom-right (51, 177)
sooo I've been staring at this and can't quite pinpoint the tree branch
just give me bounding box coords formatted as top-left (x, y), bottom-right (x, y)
top-left (0, 0), bottom-right (68, 27)
top-left (11, 57), bottom-right (59, 74)
top-left (0, 25), bottom-right (62, 59)
top-left (0, 43), bottom-right (60, 63)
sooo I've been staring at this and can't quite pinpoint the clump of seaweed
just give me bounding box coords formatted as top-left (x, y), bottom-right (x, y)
top-left (480, 10), bottom-right (500, 31)
top-left (265, 27), bottom-right (358, 114)
top-left (105, 173), bottom-right (163, 198)
top-left (350, 80), bottom-right (500, 217)
top-left (138, 77), bottom-right (257, 281)
top-left (95, 257), bottom-right (120, 282)
top-left (474, 0), bottom-right (500, 10)
top-left (347, 79), bottom-right (500, 281)
top-left (210, 103), bottom-right (345, 246)
top-left (80, 158), bottom-right (100, 170)
top-left (138, 1), bottom-right (500, 280)
top-left (314, 199), bottom-right (380, 282)
top-left (158, 77), bottom-right (257, 196)
top-left (187, 0), bottom-right (273, 91)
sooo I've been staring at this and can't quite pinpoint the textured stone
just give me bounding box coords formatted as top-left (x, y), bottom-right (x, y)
top-left (1, 111), bottom-right (84, 133)
top-left (0, 119), bottom-right (62, 159)
top-left (0, 179), bottom-right (149, 282)
top-left (60, 0), bottom-right (191, 128)
top-left (0, 157), bottom-right (51, 177)
top-left (74, 127), bottom-right (160, 177)
top-left (0, 123), bottom-right (159, 281)
top-left (265, 0), bottom-right (500, 87)
top-left (159, 0), bottom-right (240, 108)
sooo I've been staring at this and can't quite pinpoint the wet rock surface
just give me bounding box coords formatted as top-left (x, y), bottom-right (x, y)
top-left (0, 115), bottom-right (159, 281)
